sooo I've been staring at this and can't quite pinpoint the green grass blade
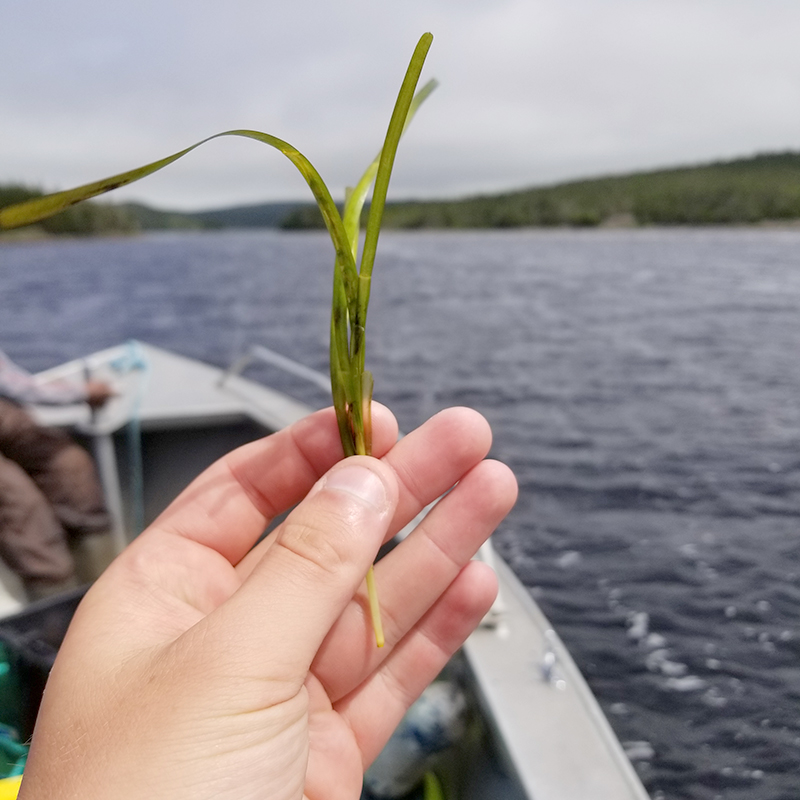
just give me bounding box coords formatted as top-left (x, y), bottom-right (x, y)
top-left (0, 129), bottom-right (359, 321)
top-left (332, 32), bottom-right (433, 470)
top-left (342, 77), bottom-right (438, 254)
top-left (345, 32), bottom-right (433, 395)
top-left (330, 255), bottom-right (357, 456)
top-left (357, 34), bottom-right (433, 327)
top-left (0, 142), bottom-right (200, 229)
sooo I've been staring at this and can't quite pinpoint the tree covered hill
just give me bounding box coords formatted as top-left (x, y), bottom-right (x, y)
top-left (3, 151), bottom-right (800, 236)
top-left (281, 151), bottom-right (800, 229)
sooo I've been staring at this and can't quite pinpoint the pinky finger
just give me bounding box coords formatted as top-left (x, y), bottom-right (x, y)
top-left (333, 559), bottom-right (498, 768)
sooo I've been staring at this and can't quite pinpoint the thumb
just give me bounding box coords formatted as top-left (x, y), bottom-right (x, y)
top-left (206, 457), bottom-right (397, 688)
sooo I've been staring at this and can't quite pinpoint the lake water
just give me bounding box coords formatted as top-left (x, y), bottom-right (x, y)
top-left (2, 228), bottom-right (800, 799)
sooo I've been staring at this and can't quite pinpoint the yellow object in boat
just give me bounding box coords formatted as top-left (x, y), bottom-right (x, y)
top-left (0, 774), bottom-right (21, 799)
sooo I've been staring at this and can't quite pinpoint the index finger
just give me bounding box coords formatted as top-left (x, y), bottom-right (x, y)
top-left (151, 404), bottom-right (399, 565)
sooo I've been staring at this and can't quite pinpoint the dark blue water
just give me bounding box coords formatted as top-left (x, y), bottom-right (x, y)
top-left (2, 228), bottom-right (800, 799)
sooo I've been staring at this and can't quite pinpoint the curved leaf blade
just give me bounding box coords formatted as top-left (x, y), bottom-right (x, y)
top-left (0, 130), bottom-right (359, 313)
top-left (358, 34), bottom-right (433, 313)
top-left (342, 77), bottom-right (438, 254)
top-left (0, 142), bottom-right (199, 229)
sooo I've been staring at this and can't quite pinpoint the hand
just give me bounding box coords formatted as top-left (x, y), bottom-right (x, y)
top-left (19, 405), bottom-right (517, 800)
top-left (84, 380), bottom-right (115, 409)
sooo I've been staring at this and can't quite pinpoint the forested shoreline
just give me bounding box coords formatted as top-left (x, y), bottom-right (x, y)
top-left (282, 152), bottom-right (800, 229)
top-left (3, 151), bottom-right (800, 237)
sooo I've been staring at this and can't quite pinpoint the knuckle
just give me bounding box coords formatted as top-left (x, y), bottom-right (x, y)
top-left (276, 509), bottom-right (356, 576)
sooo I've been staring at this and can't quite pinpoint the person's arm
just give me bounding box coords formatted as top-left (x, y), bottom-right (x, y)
top-left (0, 350), bottom-right (110, 407)
top-left (18, 404), bottom-right (517, 800)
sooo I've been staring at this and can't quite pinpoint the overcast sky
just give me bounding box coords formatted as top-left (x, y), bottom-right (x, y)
top-left (3, 0), bottom-right (799, 211)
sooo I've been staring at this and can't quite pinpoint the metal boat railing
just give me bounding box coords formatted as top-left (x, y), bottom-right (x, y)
top-left (219, 344), bottom-right (331, 393)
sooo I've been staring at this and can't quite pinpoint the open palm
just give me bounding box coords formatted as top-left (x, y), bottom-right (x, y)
top-left (19, 405), bottom-right (516, 800)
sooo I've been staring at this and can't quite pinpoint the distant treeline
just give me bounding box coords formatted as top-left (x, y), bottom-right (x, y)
top-left (4, 151), bottom-right (800, 236)
top-left (281, 151), bottom-right (800, 229)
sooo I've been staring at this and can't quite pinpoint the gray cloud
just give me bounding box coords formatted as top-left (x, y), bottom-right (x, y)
top-left (3, 0), bottom-right (799, 209)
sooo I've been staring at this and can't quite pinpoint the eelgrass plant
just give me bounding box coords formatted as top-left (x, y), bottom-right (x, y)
top-left (0, 32), bottom-right (436, 647)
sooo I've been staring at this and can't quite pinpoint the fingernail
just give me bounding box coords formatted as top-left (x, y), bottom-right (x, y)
top-left (324, 465), bottom-right (388, 511)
